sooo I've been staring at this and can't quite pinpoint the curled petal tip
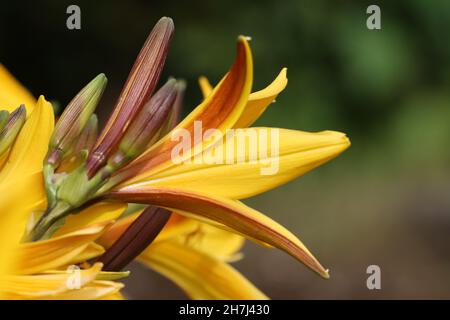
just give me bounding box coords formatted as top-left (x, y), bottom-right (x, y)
top-left (237, 35), bottom-right (250, 44)
top-left (333, 131), bottom-right (351, 148)
top-left (317, 130), bottom-right (351, 148)
top-left (312, 263), bottom-right (330, 279)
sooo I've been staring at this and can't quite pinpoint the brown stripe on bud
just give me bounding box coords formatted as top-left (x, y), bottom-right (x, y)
top-left (160, 79), bottom-right (186, 135)
top-left (107, 80), bottom-right (185, 187)
top-left (98, 206), bottom-right (171, 271)
top-left (86, 17), bottom-right (175, 178)
top-left (0, 110), bottom-right (9, 132)
top-left (73, 114), bottom-right (98, 154)
top-left (0, 105), bottom-right (26, 156)
top-left (142, 79), bottom-right (185, 149)
top-left (47, 74), bottom-right (107, 166)
top-left (55, 114), bottom-right (99, 173)
top-left (107, 79), bottom-right (178, 171)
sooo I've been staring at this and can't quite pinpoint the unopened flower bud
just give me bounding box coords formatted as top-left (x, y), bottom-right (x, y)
top-left (73, 114), bottom-right (98, 155)
top-left (108, 78), bottom-right (178, 170)
top-left (87, 17), bottom-right (174, 177)
top-left (47, 74), bottom-right (107, 167)
top-left (159, 79), bottom-right (186, 137)
top-left (0, 105), bottom-right (26, 156)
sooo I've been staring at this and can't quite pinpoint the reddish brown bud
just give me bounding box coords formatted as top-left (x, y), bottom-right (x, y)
top-left (87, 17), bottom-right (175, 177)
top-left (98, 206), bottom-right (171, 271)
top-left (107, 79), bottom-right (178, 170)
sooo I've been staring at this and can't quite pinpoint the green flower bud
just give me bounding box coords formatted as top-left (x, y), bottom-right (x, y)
top-left (47, 74), bottom-right (107, 166)
top-left (0, 105), bottom-right (26, 156)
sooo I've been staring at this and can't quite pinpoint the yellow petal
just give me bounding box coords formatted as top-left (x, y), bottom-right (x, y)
top-left (234, 68), bottom-right (287, 128)
top-left (17, 223), bottom-right (110, 275)
top-left (0, 64), bottom-right (35, 112)
top-left (0, 96), bottom-right (54, 181)
top-left (100, 213), bottom-right (244, 262)
top-left (177, 223), bottom-right (245, 261)
top-left (39, 268), bottom-right (129, 281)
top-left (0, 263), bottom-right (103, 298)
top-left (0, 170), bottom-right (46, 209)
top-left (198, 76), bottom-right (213, 98)
top-left (126, 128), bottom-right (350, 199)
top-left (107, 186), bottom-right (329, 278)
top-left (0, 152), bottom-right (8, 170)
top-left (0, 208), bottom-right (19, 282)
top-left (199, 69), bottom-right (287, 128)
top-left (41, 280), bottom-right (124, 300)
top-left (0, 172), bottom-right (47, 223)
top-left (139, 241), bottom-right (268, 300)
top-left (154, 218), bottom-right (245, 261)
top-left (0, 171), bottom-right (46, 289)
top-left (100, 291), bottom-right (126, 300)
top-left (54, 202), bottom-right (127, 237)
top-left (98, 210), bottom-right (191, 248)
top-left (97, 213), bottom-right (141, 248)
top-left (69, 242), bottom-right (105, 265)
top-left (115, 36), bottom-right (253, 185)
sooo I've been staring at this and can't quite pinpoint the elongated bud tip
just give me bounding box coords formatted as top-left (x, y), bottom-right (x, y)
top-left (9, 105), bottom-right (26, 126)
top-left (92, 73), bottom-right (107, 88)
top-left (15, 104), bottom-right (26, 115)
top-left (164, 77), bottom-right (178, 88)
top-left (175, 79), bottom-right (186, 92)
top-left (157, 16), bottom-right (174, 31)
top-left (82, 74), bottom-right (107, 104)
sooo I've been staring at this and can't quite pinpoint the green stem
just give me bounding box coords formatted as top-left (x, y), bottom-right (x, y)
top-left (43, 163), bottom-right (57, 209)
top-left (28, 201), bottom-right (71, 242)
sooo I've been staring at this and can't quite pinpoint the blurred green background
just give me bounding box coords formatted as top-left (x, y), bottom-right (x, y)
top-left (2, 0), bottom-right (450, 299)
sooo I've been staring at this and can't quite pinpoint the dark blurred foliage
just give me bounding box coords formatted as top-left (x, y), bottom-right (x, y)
top-left (2, 0), bottom-right (450, 299)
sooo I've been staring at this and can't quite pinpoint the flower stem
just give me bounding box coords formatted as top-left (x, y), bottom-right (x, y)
top-left (27, 201), bottom-right (72, 241)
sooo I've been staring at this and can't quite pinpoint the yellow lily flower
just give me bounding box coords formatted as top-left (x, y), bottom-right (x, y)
top-left (0, 80), bottom-right (125, 299)
top-left (0, 16), bottom-right (350, 300)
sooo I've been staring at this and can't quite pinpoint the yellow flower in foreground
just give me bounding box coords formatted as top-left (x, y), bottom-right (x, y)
top-left (0, 17), bottom-right (350, 300)
top-left (0, 89), bottom-right (124, 299)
